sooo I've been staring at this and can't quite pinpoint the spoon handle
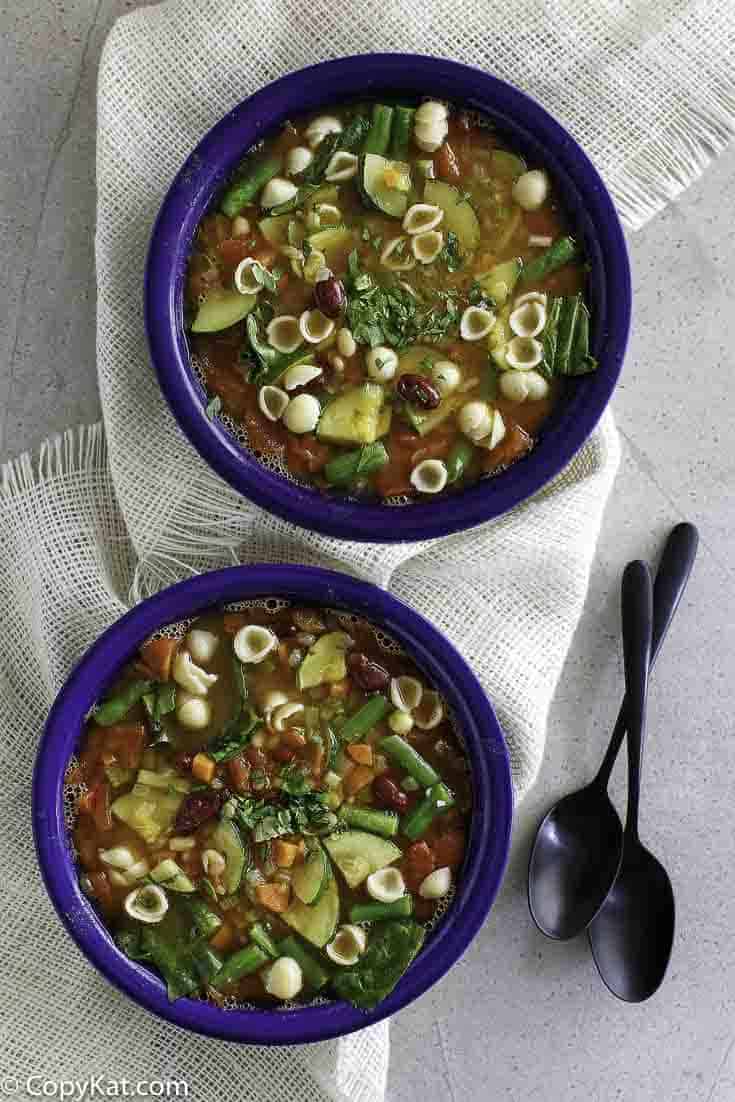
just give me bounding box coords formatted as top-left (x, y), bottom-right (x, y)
top-left (595, 523), bottom-right (698, 788)
top-left (620, 561), bottom-right (653, 840)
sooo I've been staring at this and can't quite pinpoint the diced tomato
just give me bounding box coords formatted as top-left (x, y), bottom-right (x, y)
top-left (401, 841), bottom-right (435, 893)
top-left (139, 637), bottom-right (179, 681)
top-left (197, 213), bottom-right (232, 250)
top-left (285, 433), bottom-right (331, 475)
top-left (227, 754), bottom-right (251, 794)
top-left (102, 723), bottom-right (145, 769)
top-left (90, 870), bottom-right (113, 911)
top-left (78, 781), bottom-right (113, 833)
top-left (74, 819), bottom-right (99, 870)
top-left (482, 423), bottom-right (533, 475)
top-left (223, 613), bottom-right (247, 635)
top-left (434, 141), bottom-right (461, 183)
top-left (432, 828), bottom-right (466, 870)
top-left (218, 237), bottom-right (253, 276)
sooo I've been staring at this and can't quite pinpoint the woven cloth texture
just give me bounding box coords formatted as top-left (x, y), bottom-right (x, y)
top-left (8, 0), bottom-right (734, 1093)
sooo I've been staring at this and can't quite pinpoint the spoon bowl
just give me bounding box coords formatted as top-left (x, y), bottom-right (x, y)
top-left (588, 844), bottom-right (675, 1002)
top-left (528, 782), bottom-right (622, 939)
top-left (527, 523), bottom-right (697, 942)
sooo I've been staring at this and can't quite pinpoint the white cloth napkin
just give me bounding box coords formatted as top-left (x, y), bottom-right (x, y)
top-left (2, 0), bottom-right (732, 1097)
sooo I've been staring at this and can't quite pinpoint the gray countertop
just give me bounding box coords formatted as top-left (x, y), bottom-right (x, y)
top-left (3, 4), bottom-right (733, 1100)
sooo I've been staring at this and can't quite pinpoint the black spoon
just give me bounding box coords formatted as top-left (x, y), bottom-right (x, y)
top-left (588, 560), bottom-right (675, 1001)
top-left (528, 523), bottom-right (698, 940)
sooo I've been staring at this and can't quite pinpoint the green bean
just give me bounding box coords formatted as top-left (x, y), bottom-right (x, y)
top-left (363, 104), bottom-right (394, 156)
top-left (519, 235), bottom-right (579, 285)
top-left (249, 922), bottom-right (279, 959)
top-left (401, 782), bottom-right (455, 841)
top-left (555, 293), bottom-right (581, 376)
top-left (379, 734), bottom-right (440, 788)
top-left (540, 295), bottom-right (562, 379)
top-left (445, 438), bottom-right (475, 484)
top-left (221, 156), bottom-right (281, 218)
top-left (349, 896), bottom-right (414, 923)
top-left (324, 442), bottom-right (389, 487)
top-left (211, 943), bottom-right (269, 990)
top-left (278, 936), bottom-right (331, 991)
top-left (339, 695), bottom-right (390, 743)
top-left (94, 679), bottom-right (152, 726)
top-left (338, 805), bottom-right (399, 838)
top-left (390, 106), bottom-right (415, 160)
top-left (568, 300), bottom-right (598, 375)
top-left (189, 942), bottom-right (223, 985)
top-left (179, 896), bottom-right (222, 940)
top-left (141, 927), bottom-right (199, 1001)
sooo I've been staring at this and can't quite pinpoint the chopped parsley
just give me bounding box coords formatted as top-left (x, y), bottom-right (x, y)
top-left (440, 231), bottom-right (463, 273)
top-left (345, 250), bottom-right (459, 349)
top-left (231, 791), bottom-right (338, 843)
top-left (206, 705), bottom-right (262, 763)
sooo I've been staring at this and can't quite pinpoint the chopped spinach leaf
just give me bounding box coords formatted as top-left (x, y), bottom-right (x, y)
top-left (206, 705), bottom-right (261, 763)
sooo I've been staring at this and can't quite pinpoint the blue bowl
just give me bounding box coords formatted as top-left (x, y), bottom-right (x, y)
top-left (145, 53), bottom-right (630, 543)
top-left (33, 565), bottom-right (512, 1044)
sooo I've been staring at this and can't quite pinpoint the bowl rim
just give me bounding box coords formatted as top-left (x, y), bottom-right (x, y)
top-left (33, 564), bottom-right (513, 1044)
top-left (145, 52), bottom-right (631, 543)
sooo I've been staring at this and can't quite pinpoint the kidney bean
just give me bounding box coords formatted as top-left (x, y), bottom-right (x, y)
top-left (174, 790), bottom-right (223, 834)
top-left (347, 651), bottom-right (390, 693)
top-left (396, 373), bottom-right (441, 410)
top-left (401, 841), bottom-right (435, 892)
top-left (314, 276), bottom-right (346, 318)
top-left (373, 774), bottom-right (409, 813)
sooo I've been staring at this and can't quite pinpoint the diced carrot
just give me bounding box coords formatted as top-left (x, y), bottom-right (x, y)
top-left (253, 245), bottom-right (278, 268)
top-left (255, 881), bottom-right (291, 913)
top-left (209, 922), bottom-right (235, 953)
top-left (343, 765), bottom-right (375, 796)
top-left (227, 754), bottom-right (251, 794)
top-left (191, 753), bottom-right (216, 784)
top-left (272, 840), bottom-right (301, 868)
top-left (346, 743), bottom-right (373, 766)
top-left (223, 613), bottom-right (247, 635)
top-left (139, 637), bottom-right (179, 682)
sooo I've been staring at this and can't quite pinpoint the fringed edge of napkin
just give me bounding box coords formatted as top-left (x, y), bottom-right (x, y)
top-left (608, 42), bottom-right (735, 230)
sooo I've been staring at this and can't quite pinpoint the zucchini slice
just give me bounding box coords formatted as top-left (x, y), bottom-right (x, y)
top-left (191, 289), bottom-right (256, 334)
top-left (423, 180), bottom-right (480, 253)
top-left (324, 830), bottom-right (401, 890)
top-left (282, 871), bottom-right (340, 948)
top-left (359, 153), bottom-right (411, 218)
top-left (317, 383), bottom-right (385, 446)
top-left (208, 819), bottom-right (247, 895)
top-left (292, 844), bottom-right (330, 905)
